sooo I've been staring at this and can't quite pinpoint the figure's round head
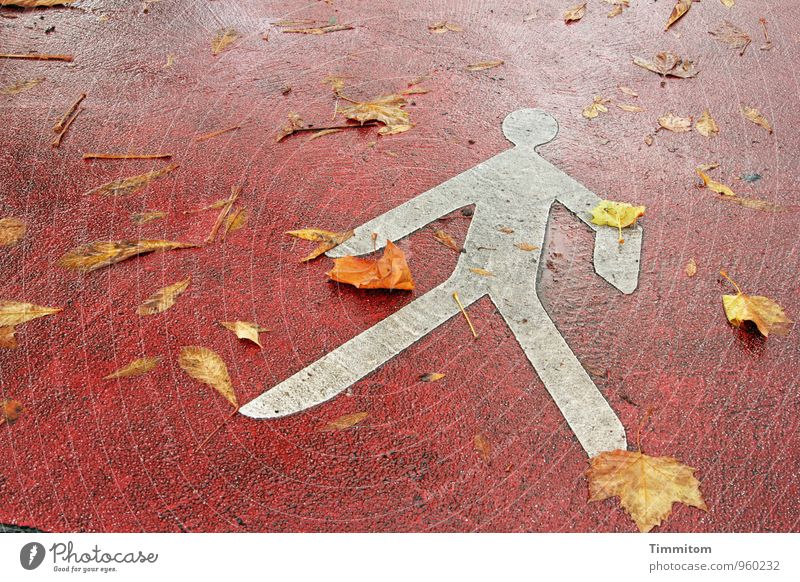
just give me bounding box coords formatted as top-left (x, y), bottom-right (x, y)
top-left (502, 109), bottom-right (559, 147)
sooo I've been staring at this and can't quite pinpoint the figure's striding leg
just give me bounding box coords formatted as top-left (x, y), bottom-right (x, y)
top-left (492, 289), bottom-right (627, 457)
top-left (240, 280), bottom-right (485, 419)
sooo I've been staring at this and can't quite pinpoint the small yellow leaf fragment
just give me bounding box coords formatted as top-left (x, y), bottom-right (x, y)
top-left (103, 357), bottom-right (161, 380)
top-left (131, 210), bottom-right (166, 224)
top-left (0, 398), bottom-right (25, 427)
top-left (515, 242), bottom-right (540, 251)
top-left (0, 301), bottom-right (62, 327)
top-left (474, 433), bottom-right (491, 461)
top-left (658, 113), bottom-right (693, 132)
top-left (212, 28), bottom-right (238, 55)
top-left (277, 111), bottom-right (306, 142)
top-left (83, 164), bottom-right (178, 196)
top-left (222, 207), bottom-right (248, 239)
top-left (665, 0), bottom-right (692, 32)
top-left (617, 103), bottom-right (644, 113)
top-left (469, 267), bottom-right (494, 277)
top-left (618, 85), bottom-right (638, 98)
top-left (564, 2), bottom-right (587, 23)
top-left (428, 21), bottom-right (463, 34)
top-left (219, 320), bottom-right (269, 347)
top-left (605, 0), bottom-right (629, 18)
top-left (137, 277), bottom-right (191, 316)
top-left (741, 105), bottom-right (773, 133)
top-left (0, 217), bottom-right (26, 246)
top-left (339, 94), bottom-right (412, 135)
top-left (179, 346), bottom-right (237, 407)
top-left (696, 169), bottom-right (734, 197)
top-left (590, 200), bottom-right (645, 243)
top-left (465, 60), bottom-right (504, 72)
top-left (433, 229), bottom-right (461, 252)
top-left (286, 228), bottom-right (354, 262)
top-left (720, 271), bottom-right (792, 337)
top-left (721, 0), bottom-right (735, 7)
top-left (498, 226), bottom-right (514, 234)
top-left (583, 96), bottom-right (610, 120)
top-left (587, 449), bottom-right (707, 532)
top-left (60, 240), bottom-right (197, 272)
top-left (696, 110), bottom-right (719, 137)
top-left (0, 326), bottom-right (17, 349)
top-left (0, 78), bottom-right (44, 95)
top-left (322, 411), bottom-right (368, 431)
top-left (685, 258), bottom-right (697, 277)
top-left (420, 372), bottom-right (446, 382)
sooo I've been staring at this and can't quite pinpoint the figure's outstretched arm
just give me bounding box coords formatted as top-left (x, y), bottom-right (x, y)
top-left (557, 186), bottom-right (643, 295)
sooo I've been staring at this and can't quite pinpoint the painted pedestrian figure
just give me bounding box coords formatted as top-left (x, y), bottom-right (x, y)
top-left (241, 109), bottom-right (643, 458)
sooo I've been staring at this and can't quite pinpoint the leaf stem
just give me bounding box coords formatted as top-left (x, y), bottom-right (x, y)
top-left (719, 269), bottom-right (742, 295)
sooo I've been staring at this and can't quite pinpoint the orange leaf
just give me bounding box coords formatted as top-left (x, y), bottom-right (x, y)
top-left (322, 411), bottom-right (368, 431)
top-left (327, 241), bottom-right (415, 290)
top-left (433, 229), bottom-right (460, 252)
top-left (474, 433), bottom-right (491, 461)
top-left (665, 0), bottom-right (692, 31)
top-left (1, 398), bottom-right (25, 427)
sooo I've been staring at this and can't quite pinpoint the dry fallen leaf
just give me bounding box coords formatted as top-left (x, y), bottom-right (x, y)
top-left (281, 23), bottom-right (353, 35)
top-left (179, 346), bottom-right (237, 407)
top-left (339, 94), bottom-right (412, 135)
top-left (665, 0), bottom-right (692, 31)
top-left (469, 267), bottom-right (494, 277)
top-left (465, 60), bottom-right (504, 72)
top-left (741, 105), bottom-right (772, 133)
top-left (617, 103), bottom-right (644, 113)
top-left (83, 164), bottom-right (178, 196)
top-left (322, 75), bottom-right (346, 95)
top-left (222, 207), bottom-right (248, 239)
top-left (211, 28), bottom-right (238, 55)
top-left (286, 228), bottom-right (354, 262)
top-left (696, 169), bottom-right (734, 197)
top-left (696, 110), bottom-right (719, 137)
top-left (428, 21), bottom-right (463, 33)
top-left (0, 326), bottom-right (17, 348)
top-left (0, 300), bottom-right (62, 327)
top-left (590, 200), bottom-right (645, 243)
top-left (498, 226), bottom-right (514, 234)
top-left (564, 2), bottom-right (587, 23)
top-left (137, 277), bottom-right (191, 315)
top-left (605, 0), bottom-right (629, 18)
top-left (710, 20), bottom-right (751, 55)
top-left (515, 242), bottom-right (540, 251)
top-left (0, 0), bottom-right (74, 5)
top-left (717, 196), bottom-right (783, 212)
top-left (721, 0), bottom-right (735, 7)
top-left (131, 210), bottom-right (166, 224)
top-left (327, 240), bottom-right (415, 290)
top-left (474, 433), bottom-right (491, 461)
top-left (322, 411), bottom-right (368, 431)
top-left (587, 449), bottom-right (707, 532)
top-left (633, 52), bottom-right (698, 78)
top-left (0, 398), bottom-right (24, 427)
top-left (618, 85), bottom-right (638, 98)
top-left (433, 229), bottom-right (461, 252)
top-left (276, 111), bottom-right (306, 142)
top-left (219, 320), bottom-right (269, 347)
top-left (720, 271), bottom-right (792, 337)
top-left (658, 112), bottom-right (693, 132)
top-left (685, 258), bottom-right (697, 277)
top-left (0, 78), bottom-right (44, 95)
top-left (0, 217), bottom-right (26, 246)
top-left (583, 96), bottom-right (610, 119)
top-left (103, 356), bottom-right (161, 380)
top-left (420, 372), bottom-right (446, 382)
top-left (60, 239), bottom-right (197, 272)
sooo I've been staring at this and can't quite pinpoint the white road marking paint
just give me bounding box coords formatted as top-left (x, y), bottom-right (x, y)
top-left (240, 109), bottom-right (642, 457)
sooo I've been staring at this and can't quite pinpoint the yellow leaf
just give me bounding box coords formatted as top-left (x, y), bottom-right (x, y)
top-left (658, 112), bottom-right (693, 132)
top-left (219, 320), bottom-right (269, 347)
top-left (0, 217), bottom-right (26, 246)
top-left (695, 110), bottom-right (719, 137)
top-left (469, 267), bottom-right (494, 277)
top-left (428, 21), bottom-right (463, 34)
top-left (685, 258), bottom-right (697, 277)
top-left (515, 242), bottom-right (540, 251)
top-left (465, 60), bottom-right (504, 72)
top-left (617, 103), bottom-right (644, 113)
top-left (741, 105), bottom-right (772, 133)
top-left (0, 301), bottom-right (61, 327)
top-left (587, 449), bottom-right (707, 532)
top-left (583, 96), bottom-right (610, 119)
top-left (0, 326), bottom-right (17, 348)
top-left (720, 271), bottom-right (792, 337)
top-left (286, 228), bottom-right (354, 262)
top-left (696, 169), bottom-right (734, 196)
top-left (83, 164), bottom-right (178, 196)
top-left (179, 346), bottom-right (237, 408)
top-left (222, 207), bottom-right (248, 239)
top-left (419, 372), bottom-right (446, 382)
top-left (60, 240), bottom-right (197, 272)
top-left (211, 28), bottom-right (238, 55)
top-left (0, 78), bottom-right (44, 95)
top-left (137, 277), bottom-right (191, 315)
top-left (590, 200), bottom-right (645, 243)
top-left (721, 0), bottom-right (735, 7)
top-left (322, 411), bottom-right (368, 431)
top-left (433, 229), bottom-right (461, 252)
top-left (474, 433), bottom-right (491, 461)
top-left (327, 240), bottom-right (415, 290)
top-left (322, 75), bottom-right (346, 95)
top-left (665, 0), bottom-right (692, 31)
top-left (717, 196), bottom-right (783, 212)
top-left (564, 2), bottom-right (587, 23)
top-left (103, 357), bottom-right (161, 380)
top-left (0, 398), bottom-right (24, 427)
top-left (339, 94), bottom-right (412, 135)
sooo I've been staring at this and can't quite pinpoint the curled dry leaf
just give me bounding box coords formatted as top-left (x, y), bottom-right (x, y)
top-left (131, 210), bottom-right (166, 224)
top-left (1, 78), bottom-right (44, 95)
top-left (0, 399), bottom-right (24, 427)
top-left (741, 105), bottom-right (772, 133)
top-left (420, 372), bottom-right (445, 382)
top-left (590, 200), bottom-right (645, 244)
top-left (710, 21), bottom-right (751, 56)
top-left (465, 60), bottom-right (504, 72)
top-left (286, 228), bottom-right (354, 262)
top-left (60, 239), bottom-right (197, 272)
top-left (211, 28), bottom-right (238, 55)
top-left (583, 96), bottom-right (610, 119)
top-left (103, 357), bottom-right (161, 380)
top-left (322, 411), bottom-right (368, 431)
top-left (0, 300), bottom-right (61, 327)
top-left (340, 94), bottom-right (412, 135)
top-left (658, 112), bottom-right (692, 132)
top-left (474, 433), bottom-right (491, 461)
top-left (219, 320), bottom-right (269, 347)
top-left (179, 346), bottom-right (237, 407)
top-left (695, 110), bottom-right (718, 137)
top-left (685, 258), bottom-right (697, 277)
top-left (84, 164), bottom-right (178, 196)
top-left (720, 271), bottom-right (792, 337)
top-left (665, 0), bottom-right (692, 31)
top-left (327, 240), bottom-right (415, 290)
top-left (587, 449), bottom-right (707, 532)
top-left (433, 229), bottom-right (460, 252)
top-left (633, 52), bottom-right (698, 78)
top-left (137, 277), bottom-right (191, 315)
top-left (0, 217), bottom-right (26, 246)
top-left (428, 21), bottom-right (463, 33)
top-left (564, 2), bottom-right (587, 23)
top-left (696, 169), bottom-right (734, 197)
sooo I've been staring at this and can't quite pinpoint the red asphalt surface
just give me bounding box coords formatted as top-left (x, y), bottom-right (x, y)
top-left (0, 1), bottom-right (798, 533)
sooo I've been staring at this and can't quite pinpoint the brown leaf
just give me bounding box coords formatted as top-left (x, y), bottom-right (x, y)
top-left (695, 110), bottom-right (719, 137)
top-left (308, 128), bottom-right (343, 140)
top-left (322, 411), bottom-right (368, 431)
top-left (286, 228), bottom-right (354, 262)
top-left (515, 242), bottom-right (540, 251)
top-left (419, 372), bottom-right (446, 382)
top-left (665, 0), bottom-right (692, 31)
top-left (465, 60), bottom-right (504, 72)
top-left (179, 346), bottom-right (237, 408)
top-left (433, 229), bottom-right (461, 252)
top-left (685, 258), bottom-right (697, 277)
top-left (103, 356), bottom-right (161, 380)
top-left (276, 111), bottom-right (306, 142)
top-left (605, 1), bottom-right (629, 18)
top-left (658, 112), bottom-right (693, 132)
top-left (327, 240), bottom-right (415, 290)
top-left (281, 23), bottom-right (353, 35)
top-left (83, 164), bottom-right (178, 196)
top-left (741, 105), bottom-right (772, 133)
top-left (709, 21), bottom-right (751, 55)
top-left (633, 52), bottom-right (698, 78)
top-left (469, 267), bottom-right (494, 277)
top-left (0, 326), bottom-right (18, 348)
top-left (474, 433), bottom-right (491, 461)
top-left (0, 78), bottom-right (44, 95)
top-left (564, 2), bottom-right (587, 23)
top-left (219, 320), bottom-right (269, 347)
top-left (0, 217), bottom-right (26, 246)
top-left (0, 301), bottom-right (61, 327)
top-left (211, 28), bottom-right (238, 55)
top-left (60, 239), bottom-right (197, 272)
top-left (194, 125), bottom-right (240, 142)
top-left (339, 94), bottom-right (412, 135)
top-left (137, 277), bottom-right (191, 315)
top-left (0, 398), bottom-right (25, 427)
top-left (131, 210), bottom-right (166, 224)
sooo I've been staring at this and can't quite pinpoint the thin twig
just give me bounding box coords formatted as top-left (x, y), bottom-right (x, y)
top-left (197, 407), bottom-right (239, 452)
top-left (0, 53), bottom-right (73, 62)
top-left (82, 153), bottom-right (172, 160)
top-left (51, 108), bottom-right (82, 147)
top-left (291, 121), bottom-right (379, 134)
top-left (194, 125), bottom-right (241, 142)
top-left (54, 93), bottom-right (85, 132)
top-left (453, 291), bottom-right (478, 339)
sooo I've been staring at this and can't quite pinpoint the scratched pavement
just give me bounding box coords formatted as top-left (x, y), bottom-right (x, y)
top-left (0, 0), bottom-right (798, 532)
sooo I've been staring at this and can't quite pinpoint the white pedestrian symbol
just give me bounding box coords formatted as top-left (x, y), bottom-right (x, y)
top-left (241, 109), bottom-right (643, 457)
